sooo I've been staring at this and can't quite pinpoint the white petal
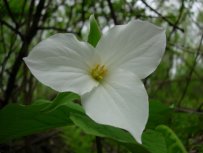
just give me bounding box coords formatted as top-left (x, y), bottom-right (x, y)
top-left (24, 33), bottom-right (99, 94)
top-left (81, 69), bottom-right (148, 143)
top-left (96, 20), bottom-right (166, 79)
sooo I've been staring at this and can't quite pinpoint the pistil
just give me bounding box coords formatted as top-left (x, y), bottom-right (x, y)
top-left (90, 64), bottom-right (107, 81)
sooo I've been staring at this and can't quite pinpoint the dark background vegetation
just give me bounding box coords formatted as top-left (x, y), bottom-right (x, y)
top-left (0, 0), bottom-right (203, 153)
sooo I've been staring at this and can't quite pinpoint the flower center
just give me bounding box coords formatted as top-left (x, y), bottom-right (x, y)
top-left (90, 64), bottom-right (107, 81)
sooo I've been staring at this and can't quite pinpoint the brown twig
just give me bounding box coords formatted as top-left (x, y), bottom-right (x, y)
top-left (106, 0), bottom-right (118, 25)
top-left (175, 107), bottom-right (203, 115)
top-left (3, 0), bottom-right (19, 27)
top-left (0, 19), bottom-right (23, 39)
top-left (15, 131), bottom-right (60, 152)
top-left (3, 0), bottom-right (46, 107)
top-left (177, 33), bottom-right (203, 106)
top-left (96, 137), bottom-right (103, 153)
top-left (38, 26), bottom-right (75, 33)
top-left (167, 0), bottom-right (185, 40)
top-left (140, 0), bottom-right (184, 32)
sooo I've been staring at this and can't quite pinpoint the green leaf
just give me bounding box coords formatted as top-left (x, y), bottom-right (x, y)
top-left (156, 125), bottom-right (187, 153)
top-left (0, 91), bottom-right (150, 152)
top-left (142, 125), bottom-right (187, 153)
top-left (142, 130), bottom-right (167, 153)
top-left (147, 101), bottom-right (172, 128)
top-left (2, 93), bottom-right (177, 153)
top-left (87, 14), bottom-right (101, 47)
top-left (70, 113), bottom-right (152, 153)
top-left (0, 92), bottom-right (79, 143)
top-left (122, 143), bottom-right (151, 153)
top-left (42, 92), bottom-right (81, 113)
top-left (70, 111), bottom-right (135, 143)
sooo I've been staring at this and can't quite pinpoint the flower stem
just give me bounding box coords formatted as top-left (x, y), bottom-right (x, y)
top-left (96, 136), bottom-right (102, 153)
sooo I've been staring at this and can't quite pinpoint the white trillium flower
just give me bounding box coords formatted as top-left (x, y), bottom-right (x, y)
top-left (24, 20), bottom-right (166, 143)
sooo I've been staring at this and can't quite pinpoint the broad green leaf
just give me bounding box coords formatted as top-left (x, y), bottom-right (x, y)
top-left (0, 91), bottom-right (150, 152)
top-left (87, 14), bottom-right (101, 47)
top-left (42, 92), bottom-right (82, 113)
top-left (51, 94), bottom-right (150, 151)
top-left (147, 101), bottom-right (172, 128)
top-left (142, 130), bottom-right (167, 153)
top-left (142, 125), bottom-right (187, 153)
top-left (122, 143), bottom-right (150, 153)
top-left (70, 113), bottom-right (151, 153)
top-left (1, 92), bottom-right (178, 153)
top-left (0, 92), bottom-right (79, 143)
top-left (156, 125), bottom-right (187, 153)
top-left (70, 111), bottom-right (135, 143)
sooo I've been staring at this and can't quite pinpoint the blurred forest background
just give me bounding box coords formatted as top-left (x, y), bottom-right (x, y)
top-left (0, 0), bottom-right (203, 153)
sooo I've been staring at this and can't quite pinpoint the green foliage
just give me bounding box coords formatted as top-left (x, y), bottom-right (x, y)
top-left (0, 92), bottom-right (139, 148)
top-left (143, 125), bottom-right (187, 153)
top-left (121, 143), bottom-right (150, 153)
top-left (61, 126), bottom-right (95, 153)
top-left (1, 0), bottom-right (203, 152)
top-left (197, 11), bottom-right (203, 23)
top-left (147, 101), bottom-right (172, 128)
top-left (156, 125), bottom-right (187, 153)
top-left (143, 130), bottom-right (167, 153)
top-left (88, 15), bottom-right (101, 47)
top-left (171, 112), bottom-right (203, 151)
top-left (0, 93), bottom-right (79, 143)
top-left (0, 91), bottom-right (188, 153)
top-left (0, 0), bottom-right (29, 19)
top-left (70, 109), bottom-right (135, 144)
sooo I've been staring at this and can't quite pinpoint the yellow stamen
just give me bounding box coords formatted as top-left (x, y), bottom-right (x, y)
top-left (90, 64), bottom-right (107, 81)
